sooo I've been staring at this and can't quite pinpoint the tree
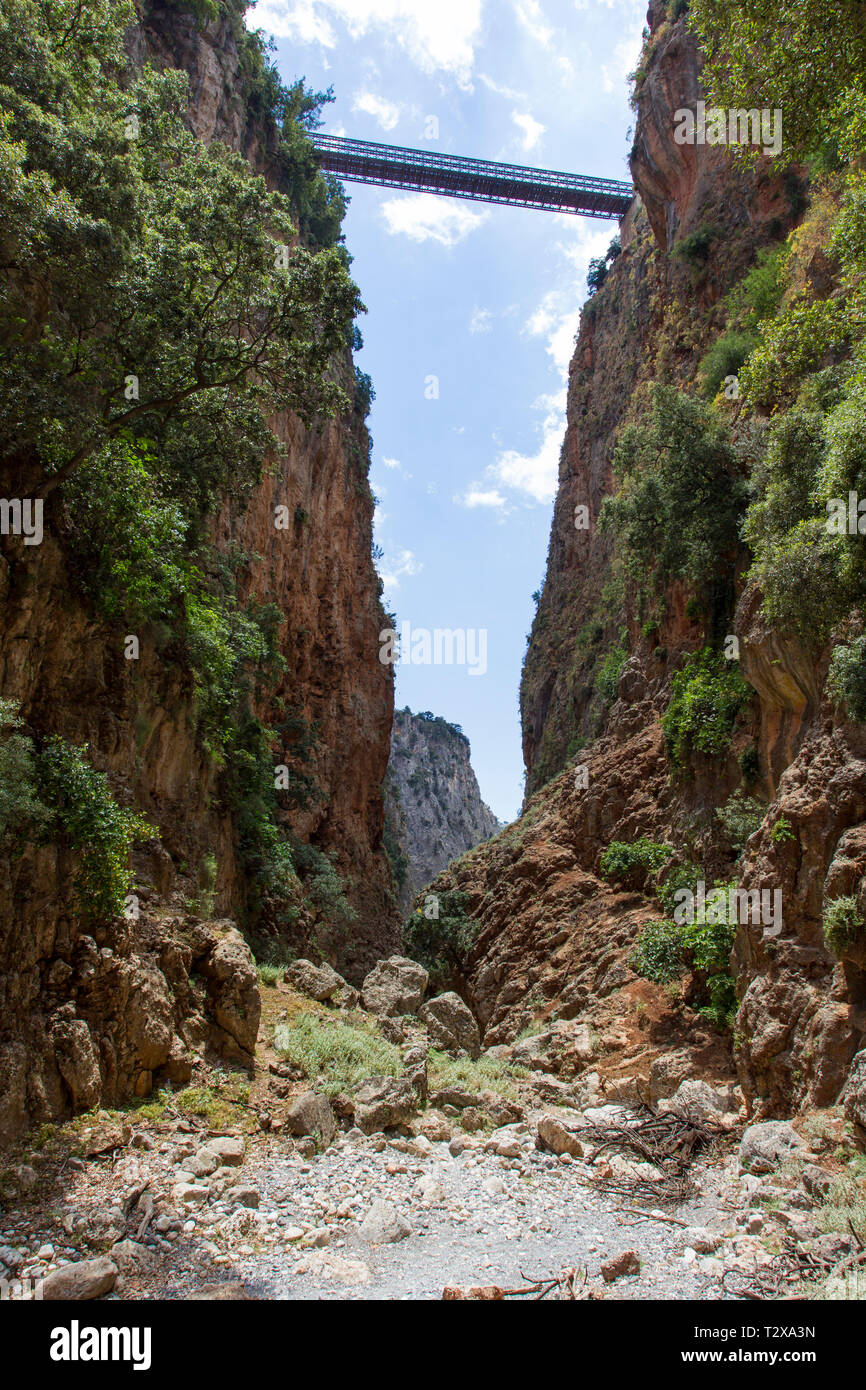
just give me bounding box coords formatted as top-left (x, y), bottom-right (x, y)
top-left (0, 0), bottom-right (361, 504)
top-left (687, 0), bottom-right (866, 160)
top-left (599, 384), bottom-right (748, 608)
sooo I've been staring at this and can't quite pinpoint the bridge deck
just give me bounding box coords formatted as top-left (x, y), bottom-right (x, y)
top-left (311, 135), bottom-right (633, 219)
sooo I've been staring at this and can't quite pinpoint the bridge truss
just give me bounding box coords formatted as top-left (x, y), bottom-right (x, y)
top-left (311, 134), bottom-right (634, 220)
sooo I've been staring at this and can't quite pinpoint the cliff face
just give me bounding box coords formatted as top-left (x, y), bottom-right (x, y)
top-left (383, 709), bottom-right (500, 916)
top-left (0, 4), bottom-right (396, 1143)
top-left (426, 1), bottom-right (866, 1120)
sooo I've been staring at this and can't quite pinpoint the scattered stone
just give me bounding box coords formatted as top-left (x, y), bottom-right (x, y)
top-left (40, 1257), bottom-right (118, 1301)
top-left (676, 1227), bottom-right (722, 1255)
top-left (460, 1107), bottom-right (486, 1134)
top-left (601, 1250), bottom-right (640, 1283)
top-left (739, 1121), bottom-right (804, 1174)
top-left (172, 1183), bottom-right (210, 1209)
top-left (414, 1175), bottom-right (446, 1205)
top-left (110, 1240), bottom-right (157, 1275)
top-left (284, 959), bottom-right (347, 1002)
top-left (537, 1116), bottom-right (584, 1158)
top-left (358, 1200), bottom-right (411, 1245)
top-left (226, 1185), bottom-right (260, 1209)
top-left (189, 1282), bottom-right (252, 1300)
top-left (418, 993), bottom-right (481, 1059)
top-left (285, 1092), bottom-right (337, 1146)
top-left (201, 1135), bottom-right (246, 1167)
top-left (353, 1077), bottom-right (416, 1134)
top-left (448, 1136), bottom-right (467, 1157)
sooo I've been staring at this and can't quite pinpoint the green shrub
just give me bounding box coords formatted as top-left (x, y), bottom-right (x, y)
top-left (37, 739), bottom-right (154, 924)
top-left (630, 920), bottom-right (686, 982)
top-left (771, 816), bottom-right (795, 844)
top-left (274, 1012), bottom-right (403, 1096)
top-left (655, 860), bottom-right (701, 915)
top-left (823, 896), bottom-right (865, 958)
top-left (662, 649), bottom-right (752, 767)
top-left (671, 224), bottom-right (720, 269)
top-left (599, 385), bottom-right (747, 608)
top-left (699, 330), bottom-right (756, 399)
top-left (0, 700), bottom-right (49, 839)
top-left (596, 645), bottom-right (628, 702)
top-left (716, 790), bottom-right (765, 853)
top-left (600, 838), bottom-right (673, 884)
top-left (828, 637), bottom-right (866, 721)
top-left (402, 889), bottom-right (479, 991)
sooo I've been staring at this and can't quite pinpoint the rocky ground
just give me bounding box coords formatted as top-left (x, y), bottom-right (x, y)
top-left (1, 957), bottom-right (863, 1302)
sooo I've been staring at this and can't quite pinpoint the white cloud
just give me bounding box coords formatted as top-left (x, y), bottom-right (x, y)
top-left (352, 90), bottom-right (401, 132)
top-left (382, 456), bottom-right (402, 469)
top-left (514, 0), bottom-right (553, 47)
top-left (379, 548), bottom-right (421, 591)
top-left (470, 307), bottom-right (493, 334)
top-left (381, 192), bottom-right (489, 247)
top-left (250, 0), bottom-right (483, 82)
top-left (601, 29), bottom-right (644, 95)
top-left (512, 110), bottom-right (545, 152)
top-left (479, 73), bottom-right (527, 103)
top-left (455, 488), bottom-right (507, 509)
top-left (489, 391), bottom-right (565, 504)
top-left (523, 225), bottom-right (610, 374)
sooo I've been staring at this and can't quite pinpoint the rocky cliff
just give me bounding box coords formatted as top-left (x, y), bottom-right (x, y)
top-left (0, 1), bottom-right (397, 1144)
top-left (426, 0), bottom-right (866, 1124)
top-left (383, 709), bottom-right (500, 916)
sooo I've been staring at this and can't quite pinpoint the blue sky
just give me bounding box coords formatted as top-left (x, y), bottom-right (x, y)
top-left (249, 0), bottom-right (646, 823)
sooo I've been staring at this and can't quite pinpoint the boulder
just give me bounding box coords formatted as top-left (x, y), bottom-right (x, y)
top-left (358, 1200), bottom-right (411, 1244)
top-left (658, 1079), bottom-right (732, 1121)
top-left (739, 1121), bottom-right (804, 1174)
top-left (284, 1092), bottom-right (337, 1146)
top-left (199, 929), bottom-right (261, 1059)
top-left (360, 956), bottom-right (428, 1017)
top-left (40, 1257), bottom-right (118, 1301)
top-left (402, 1046), bottom-right (428, 1105)
top-left (50, 1011), bottom-right (102, 1112)
top-left (284, 960), bottom-right (346, 1003)
top-left (601, 1249), bottom-right (640, 1282)
top-left (200, 1135), bottom-right (245, 1167)
top-left (536, 1115), bottom-right (584, 1158)
top-left (419, 993), bottom-right (481, 1059)
top-left (352, 1077), bottom-right (416, 1134)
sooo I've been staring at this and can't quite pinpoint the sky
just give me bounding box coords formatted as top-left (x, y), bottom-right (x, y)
top-left (248, 0), bottom-right (647, 823)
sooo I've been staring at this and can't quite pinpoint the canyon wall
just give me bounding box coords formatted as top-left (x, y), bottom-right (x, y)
top-left (0, 2), bottom-right (397, 1143)
top-left (430, 0), bottom-right (866, 1120)
top-left (383, 708), bottom-right (500, 916)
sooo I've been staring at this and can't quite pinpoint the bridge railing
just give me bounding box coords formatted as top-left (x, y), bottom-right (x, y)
top-left (311, 134), bottom-right (634, 219)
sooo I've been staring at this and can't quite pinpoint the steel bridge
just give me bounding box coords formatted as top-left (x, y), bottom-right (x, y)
top-left (311, 134), bottom-right (633, 220)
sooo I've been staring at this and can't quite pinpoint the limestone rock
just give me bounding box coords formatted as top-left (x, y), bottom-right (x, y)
top-left (360, 956), bottom-right (428, 1017)
top-left (284, 959), bottom-right (346, 1002)
top-left (601, 1249), bottom-right (640, 1282)
top-left (739, 1121), bottom-right (804, 1174)
top-left (40, 1257), bottom-right (118, 1301)
top-left (358, 1200), bottom-right (411, 1244)
top-left (537, 1115), bottom-right (584, 1158)
top-left (352, 1076), bottom-right (416, 1134)
top-left (284, 1092), bottom-right (337, 1146)
top-left (201, 1135), bottom-right (245, 1167)
top-left (419, 992), bottom-right (481, 1059)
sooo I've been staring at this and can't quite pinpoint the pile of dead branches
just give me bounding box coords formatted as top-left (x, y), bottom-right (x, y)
top-left (722, 1228), bottom-right (866, 1301)
top-left (443, 1267), bottom-right (599, 1300)
top-left (575, 1104), bottom-right (726, 1207)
